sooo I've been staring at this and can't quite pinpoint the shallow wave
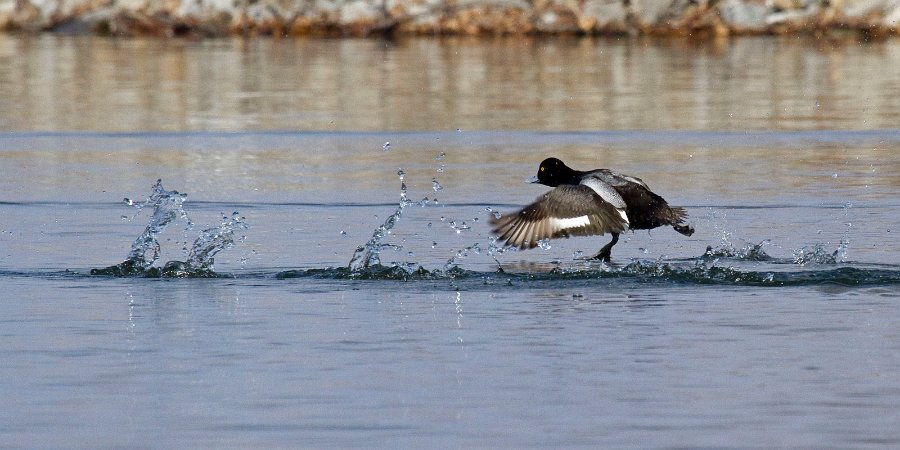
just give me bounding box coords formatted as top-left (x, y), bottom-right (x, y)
top-left (5, 258), bottom-right (898, 287)
top-left (72, 240), bottom-right (900, 286)
top-left (273, 261), bottom-right (900, 287)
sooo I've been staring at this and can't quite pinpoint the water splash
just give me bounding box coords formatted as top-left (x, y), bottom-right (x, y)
top-left (444, 242), bottom-right (482, 270)
top-left (348, 169), bottom-right (410, 271)
top-left (449, 220), bottom-right (471, 234)
top-left (792, 243), bottom-right (841, 265)
top-left (702, 240), bottom-right (773, 261)
top-left (185, 212), bottom-right (249, 269)
top-left (91, 180), bottom-right (248, 277)
top-left (91, 180), bottom-right (190, 275)
top-left (486, 236), bottom-right (511, 269)
top-left (436, 152), bottom-right (446, 173)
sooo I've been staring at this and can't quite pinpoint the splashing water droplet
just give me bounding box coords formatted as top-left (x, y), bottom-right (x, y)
top-left (124, 197), bottom-right (134, 206)
top-left (436, 152), bottom-right (445, 161)
top-left (432, 178), bottom-right (443, 192)
top-left (492, 211), bottom-right (502, 220)
top-left (124, 179), bottom-right (191, 270)
top-left (383, 142), bottom-right (391, 151)
top-left (348, 171), bottom-right (410, 272)
top-left (94, 180), bottom-right (249, 277)
top-left (436, 165), bottom-right (445, 173)
top-left (573, 250), bottom-right (584, 259)
top-left (340, 230), bottom-right (348, 236)
top-left (432, 242), bottom-right (437, 248)
top-left (185, 212), bottom-right (250, 270)
top-left (538, 239), bottom-right (551, 250)
top-left (832, 172), bottom-right (838, 178)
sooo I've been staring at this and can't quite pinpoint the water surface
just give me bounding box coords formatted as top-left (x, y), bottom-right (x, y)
top-left (1, 35), bottom-right (899, 448)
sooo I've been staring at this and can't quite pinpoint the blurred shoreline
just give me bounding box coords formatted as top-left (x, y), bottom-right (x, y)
top-left (1, 0), bottom-right (897, 38)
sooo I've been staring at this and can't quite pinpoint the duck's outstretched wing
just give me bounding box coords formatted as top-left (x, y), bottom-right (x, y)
top-left (490, 185), bottom-right (629, 249)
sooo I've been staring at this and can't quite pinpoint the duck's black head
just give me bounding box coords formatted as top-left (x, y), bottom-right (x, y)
top-left (534, 157), bottom-right (578, 187)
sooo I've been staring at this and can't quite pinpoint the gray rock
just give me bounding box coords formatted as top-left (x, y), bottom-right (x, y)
top-left (719, 0), bottom-right (768, 30)
top-left (581, 0), bottom-right (629, 30)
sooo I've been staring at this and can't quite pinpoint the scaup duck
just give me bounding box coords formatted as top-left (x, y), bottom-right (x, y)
top-left (491, 157), bottom-right (694, 261)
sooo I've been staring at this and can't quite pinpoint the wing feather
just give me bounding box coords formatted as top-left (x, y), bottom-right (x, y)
top-left (490, 185), bottom-right (628, 249)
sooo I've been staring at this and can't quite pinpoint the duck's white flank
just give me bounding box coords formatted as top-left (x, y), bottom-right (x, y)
top-left (552, 215), bottom-right (591, 230)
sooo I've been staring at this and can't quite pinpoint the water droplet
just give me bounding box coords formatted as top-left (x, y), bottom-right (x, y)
top-left (124, 197), bottom-right (134, 206)
top-left (440, 216), bottom-right (445, 222)
top-left (427, 222), bottom-right (432, 228)
top-left (485, 207), bottom-right (493, 212)
top-left (397, 168), bottom-right (405, 179)
top-left (340, 230), bottom-right (347, 236)
top-left (537, 239), bottom-right (551, 250)
top-left (382, 142), bottom-right (391, 151)
top-left (436, 152), bottom-right (445, 161)
top-left (472, 217), bottom-right (479, 223)
top-left (573, 250), bottom-right (584, 259)
top-left (431, 178), bottom-right (443, 192)
top-left (456, 128), bottom-right (461, 133)
top-left (492, 211), bottom-right (502, 220)
top-left (728, 113), bottom-right (734, 118)
top-left (432, 242), bottom-right (437, 248)
top-left (832, 172), bottom-right (838, 178)
top-left (436, 164), bottom-right (445, 173)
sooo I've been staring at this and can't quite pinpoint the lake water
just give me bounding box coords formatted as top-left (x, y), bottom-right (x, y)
top-left (1, 35), bottom-right (899, 448)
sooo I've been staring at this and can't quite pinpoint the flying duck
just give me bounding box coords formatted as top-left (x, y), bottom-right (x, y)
top-left (491, 157), bottom-right (694, 261)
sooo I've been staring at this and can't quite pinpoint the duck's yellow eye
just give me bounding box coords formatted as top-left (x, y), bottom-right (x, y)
top-left (540, 166), bottom-right (545, 172)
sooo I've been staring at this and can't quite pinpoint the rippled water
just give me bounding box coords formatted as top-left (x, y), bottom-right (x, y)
top-left (1, 35), bottom-right (899, 448)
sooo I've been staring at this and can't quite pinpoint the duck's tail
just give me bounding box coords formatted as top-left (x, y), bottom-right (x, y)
top-left (669, 207), bottom-right (694, 236)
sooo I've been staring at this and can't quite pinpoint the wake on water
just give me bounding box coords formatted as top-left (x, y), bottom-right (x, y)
top-left (89, 176), bottom-right (899, 287)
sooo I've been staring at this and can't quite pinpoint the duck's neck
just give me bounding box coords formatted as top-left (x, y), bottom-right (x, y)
top-left (559, 168), bottom-right (585, 186)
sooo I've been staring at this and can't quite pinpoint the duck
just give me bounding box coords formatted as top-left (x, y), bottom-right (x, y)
top-left (490, 157), bottom-right (694, 261)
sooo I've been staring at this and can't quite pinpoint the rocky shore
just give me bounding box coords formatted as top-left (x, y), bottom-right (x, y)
top-left (1, 0), bottom-right (898, 37)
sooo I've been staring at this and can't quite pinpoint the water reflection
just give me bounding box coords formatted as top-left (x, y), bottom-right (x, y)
top-left (1, 35), bottom-right (897, 131)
